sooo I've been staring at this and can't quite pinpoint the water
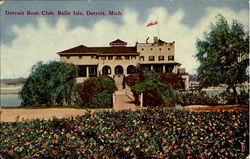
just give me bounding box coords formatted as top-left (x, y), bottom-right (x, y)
top-left (0, 94), bottom-right (21, 107)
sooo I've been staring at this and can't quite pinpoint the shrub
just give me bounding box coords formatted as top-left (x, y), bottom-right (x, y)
top-left (98, 76), bottom-right (116, 93)
top-left (156, 82), bottom-right (178, 107)
top-left (0, 108), bottom-right (248, 158)
top-left (177, 92), bottom-right (221, 106)
top-left (143, 90), bottom-right (164, 107)
top-left (125, 74), bottom-right (141, 87)
top-left (160, 72), bottom-right (184, 89)
top-left (76, 76), bottom-right (116, 108)
top-left (132, 81), bottom-right (177, 107)
top-left (140, 69), bottom-right (158, 82)
top-left (130, 70), bottom-right (178, 107)
top-left (239, 90), bottom-right (249, 106)
top-left (90, 92), bottom-right (113, 108)
top-left (76, 78), bottom-right (102, 106)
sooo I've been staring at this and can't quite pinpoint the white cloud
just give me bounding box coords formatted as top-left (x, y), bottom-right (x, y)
top-left (1, 6), bottom-right (248, 78)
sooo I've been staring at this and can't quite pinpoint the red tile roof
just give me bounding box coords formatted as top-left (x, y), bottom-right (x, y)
top-left (57, 45), bottom-right (138, 55)
top-left (109, 39), bottom-right (127, 45)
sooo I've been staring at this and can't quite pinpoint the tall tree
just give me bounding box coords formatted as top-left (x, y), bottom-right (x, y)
top-left (196, 14), bottom-right (249, 104)
top-left (19, 61), bottom-right (77, 106)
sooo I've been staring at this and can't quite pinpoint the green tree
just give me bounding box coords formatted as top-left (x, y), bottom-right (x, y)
top-left (19, 61), bottom-right (77, 106)
top-left (196, 14), bottom-right (249, 104)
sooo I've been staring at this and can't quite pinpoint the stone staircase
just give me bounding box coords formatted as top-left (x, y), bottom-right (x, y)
top-left (114, 75), bottom-right (124, 90)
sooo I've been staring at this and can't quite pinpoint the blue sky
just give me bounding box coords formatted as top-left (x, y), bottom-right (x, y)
top-left (0, 0), bottom-right (248, 78)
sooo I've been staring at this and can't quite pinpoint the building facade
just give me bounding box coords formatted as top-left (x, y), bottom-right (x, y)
top-left (57, 37), bottom-right (189, 89)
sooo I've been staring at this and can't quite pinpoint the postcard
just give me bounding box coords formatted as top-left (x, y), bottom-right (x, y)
top-left (0, 0), bottom-right (249, 158)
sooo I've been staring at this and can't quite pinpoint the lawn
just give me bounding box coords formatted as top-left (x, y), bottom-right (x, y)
top-left (0, 108), bottom-right (248, 158)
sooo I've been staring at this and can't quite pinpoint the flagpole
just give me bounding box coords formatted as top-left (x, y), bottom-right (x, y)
top-left (157, 17), bottom-right (160, 38)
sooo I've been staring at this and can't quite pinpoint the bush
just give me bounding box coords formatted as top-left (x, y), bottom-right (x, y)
top-left (130, 70), bottom-right (178, 107)
top-left (160, 72), bottom-right (184, 89)
top-left (90, 92), bottom-right (113, 108)
top-left (177, 92), bottom-right (221, 106)
top-left (76, 78), bottom-right (102, 106)
top-left (76, 76), bottom-right (116, 108)
top-left (239, 90), bottom-right (249, 106)
top-left (143, 90), bottom-right (164, 107)
top-left (98, 76), bottom-right (117, 93)
top-left (0, 108), bottom-right (248, 158)
top-left (125, 74), bottom-right (141, 87)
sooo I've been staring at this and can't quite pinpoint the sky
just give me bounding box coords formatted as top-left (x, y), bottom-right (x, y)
top-left (0, 0), bottom-right (249, 79)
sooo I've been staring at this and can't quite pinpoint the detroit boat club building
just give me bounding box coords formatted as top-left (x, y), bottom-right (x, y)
top-left (57, 37), bottom-right (189, 89)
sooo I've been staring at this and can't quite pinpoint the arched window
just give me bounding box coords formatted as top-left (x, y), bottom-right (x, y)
top-left (127, 65), bottom-right (136, 74)
top-left (102, 65), bottom-right (111, 75)
top-left (115, 65), bottom-right (124, 75)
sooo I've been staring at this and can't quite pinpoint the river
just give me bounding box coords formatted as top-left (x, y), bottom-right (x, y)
top-left (1, 94), bottom-right (21, 107)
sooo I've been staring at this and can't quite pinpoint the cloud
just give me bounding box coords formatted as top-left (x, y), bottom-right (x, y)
top-left (1, 6), bottom-right (248, 78)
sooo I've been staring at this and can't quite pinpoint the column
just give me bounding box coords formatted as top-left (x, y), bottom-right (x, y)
top-left (173, 65), bottom-right (177, 74)
top-left (163, 65), bottom-right (166, 73)
top-left (86, 66), bottom-right (89, 77)
top-left (140, 93), bottom-right (143, 107)
top-left (150, 65), bottom-right (153, 71)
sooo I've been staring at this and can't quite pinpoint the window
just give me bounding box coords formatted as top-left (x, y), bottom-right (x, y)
top-left (89, 66), bottom-right (97, 77)
top-left (79, 56), bottom-right (82, 59)
top-left (158, 56), bottom-right (164, 61)
top-left (168, 48), bottom-right (171, 50)
top-left (66, 56), bottom-right (70, 59)
top-left (78, 66), bottom-right (86, 77)
top-left (91, 56), bottom-right (95, 59)
top-left (149, 56), bottom-right (155, 61)
top-left (141, 48), bottom-right (144, 51)
top-left (168, 56), bottom-right (174, 61)
top-left (140, 56), bottom-right (144, 61)
top-left (151, 48), bottom-right (153, 51)
top-left (125, 56), bottom-right (130, 60)
top-left (108, 56), bottom-right (113, 60)
top-left (159, 48), bottom-right (162, 50)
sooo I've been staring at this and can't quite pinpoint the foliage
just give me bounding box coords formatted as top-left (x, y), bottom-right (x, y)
top-left (0, 108), bottom-right (248, 158)
top-left (157, 82), bottom-right (179, 107)
top-left (160, 72), bottom-right (184, 89)
top-left (178, 90), bottom-right (249, 106)
top-left (125, 74), bottom-right (141, 87)
top-left (238, 90), bottom-right (249, 106)
top-left (131, 70), bottom-right (178, 107)
top-left (196, 14), bottom-right (249, 103)
top-left (76, 76), bottom-right (116, 108)
top-left (132, 80), bottom-right (158, 93)
top-left (98, 76), bottom-right (117, 93)
top-left (90, 92), bottom-right (113, 108)
top-left (19, 61), bottom-right (77, 106)
top-left (140, 69), bottom-right (158, 82)
top-left (177, 92), bottom-right (222, 106)
top-left (142, 90), bottom-right (164, 106)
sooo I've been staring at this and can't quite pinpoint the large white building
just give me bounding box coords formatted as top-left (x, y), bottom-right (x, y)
top-left (57, 37), bottom-right (189, 89)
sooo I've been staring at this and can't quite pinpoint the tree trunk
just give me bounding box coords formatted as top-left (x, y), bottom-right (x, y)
top-left (232, 86), bottom-right (238, 104)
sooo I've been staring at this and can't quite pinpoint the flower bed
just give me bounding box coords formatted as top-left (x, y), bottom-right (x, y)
top-left (0, 108), bottom-right (249, 158)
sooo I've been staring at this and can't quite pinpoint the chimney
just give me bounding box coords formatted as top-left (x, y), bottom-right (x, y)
top-left (154, 37), bottom-right (158, 43)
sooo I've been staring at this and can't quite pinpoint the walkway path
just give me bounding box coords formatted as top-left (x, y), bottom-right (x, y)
top-left (113, 89), bottom-right (138, 111)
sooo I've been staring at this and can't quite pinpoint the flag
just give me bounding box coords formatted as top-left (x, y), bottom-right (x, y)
top-left (146, 21), bottom-right (158, 27)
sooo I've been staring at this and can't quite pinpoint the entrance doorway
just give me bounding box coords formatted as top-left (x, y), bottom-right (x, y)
top-left (102, 65), bottom-right (111, 75)
top-left (115, 65), bottom-right (124, 75)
